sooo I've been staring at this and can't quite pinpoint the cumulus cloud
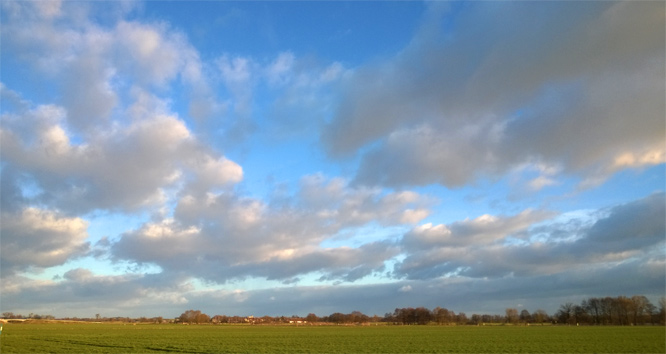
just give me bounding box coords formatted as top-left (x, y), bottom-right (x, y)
top-left (1, 1), bottom-right (243, 216)
top-left (323, 1), bottom-right (665, 188)
top-left (112, 175), bottom-right (429, 283)
top-left (0, 208), bottom-right (90, 274)
top-left (1, 0), bottom-right (219, 134)
top-left (1, 0), bottom-right (662, 320)
top-left (1, 96), bottom-right (242, 213)
top-left (396, 193), bottom-right (665, 280)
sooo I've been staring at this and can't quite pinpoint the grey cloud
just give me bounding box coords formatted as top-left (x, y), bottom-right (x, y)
top-left (396, 193), bottom-right (665, 280)
top-left (3, 258), bottom-right (662, 318)
top-left (0, 167), bottom-right (27, 213)
top-left (216, 241), bottom-right (398, 284)
top-left (112, 176), bottom-right (427, 284)
top-left (402, 209), bottom-right (551, 253)
top-left (0, 208), bottom-right (90, 275)
top-left (1, 270), bottom-right (192, 317)
top-left (353, 123), bottom-right (504, 188)
top-left (62, 52), bottom-right (117, 133)
top-left (323, 1), bottom-right (665, 188)
top-left (579, 192), bottom-right (665, 255)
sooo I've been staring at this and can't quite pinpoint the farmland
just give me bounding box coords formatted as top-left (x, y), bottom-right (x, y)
top-left (1, 322), bottom-right (664, 353)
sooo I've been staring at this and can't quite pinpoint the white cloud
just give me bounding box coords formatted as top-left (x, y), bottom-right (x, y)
top-left (32, 0), bottom-right (62, 20)
top-left (266, 52), bottom-right (295, 86)
top-left (398, 285), bottom-right (412, 293)
top-left (0, 208), bottom-right (90, 273)
top-left (186, 156), bottom-right (243, 193)
top-left (1, 0), bottom-right (662, 320)
top-left (112, 175), bottom-right (428, 284)
top-left (1, 95), bottom-right (242, 213)
top-left (528, 176), bottom-right (558, 192)
top-left (2, 1), bottom-right (222, 135)
top-left (612, 147), bottom-right (665, 170)
top-left (115, 21), bottom-right (183, 86)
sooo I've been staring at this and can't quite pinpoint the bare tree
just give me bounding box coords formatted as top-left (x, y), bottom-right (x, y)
top-left (532, 309), bottom-right (548, 325)
top-left (556, 303), bottom-right (575, 325)
top-left (583, 298), bottom-right (602, 325)
top-left (178, 309), bottom-right (210, 324)
top-left (433, 307), bottom-right (451, 325)
top-left (630, 295), bottom-right (653, 325)
top-left (505, 308), bottom-right (518, 324)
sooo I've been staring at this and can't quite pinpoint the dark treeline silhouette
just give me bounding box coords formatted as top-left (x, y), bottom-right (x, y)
top-left (168, 295), bottom-right (666, 326)
top-left (3, 295), bottom-right (664, 325)
top-left (555, 295), bottom-right (664, 325)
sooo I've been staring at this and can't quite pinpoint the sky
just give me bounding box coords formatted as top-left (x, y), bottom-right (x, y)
top-left (1, 0), bottom-right (664, 319)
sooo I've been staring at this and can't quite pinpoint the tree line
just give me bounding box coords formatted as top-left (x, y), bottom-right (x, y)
top-left (173, 295), bottom-right (665, 326)
top-left (553, 295), bottom-right (663, 326)
top-left (3, 295), bottom-right (664, 325)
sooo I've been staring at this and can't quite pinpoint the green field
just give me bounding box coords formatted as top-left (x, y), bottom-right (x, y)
top-left (1, 323), bottom-right (664, 353)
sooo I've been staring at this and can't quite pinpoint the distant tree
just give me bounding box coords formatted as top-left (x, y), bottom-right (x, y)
top-left (433, 307), bottom-right (451, 325)
top-left (393, 308), bottom-right (409, 325)
top-left (583, 298), bottom-right (602, 325)
top-left (505, 308), bottom-right (518, 324)
top-left (327, 312), bottom-right (345, 324)
top-left (383, 312), bottom-right (396, 323)
top-left (456, 312), bottom-right (468, 325)
top-left (532, 309), bottom-right (548, 325)
top-left (414, 307), bottom-right (431, 325)
top-left (573, 305), bottom-right (587, 325)
top-left (305, 313), bottom-right (319, 323)
top-left (392, 308), bottom-right (430, 325)
top-left (556, 303), bottom-right (575, 324)
top-left (658, 297), bottom-right (666, 325)
top-left (350, 311), bottom-right (369, 323)
top-left (519, 309), bottom-right (531, 323)
top-left (211, 315), bottom-right (228, 323)
top-left (600, 297), bottom-right (614, 324)
top-left (615, 296), bottom-right (633, 325)
top-left (178, 310), bottom-right (210, 324)
top-left (630, 295), bottom-right (653, 325)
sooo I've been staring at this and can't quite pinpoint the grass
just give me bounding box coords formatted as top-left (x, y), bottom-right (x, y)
top-left (1, 322), bottom-right (664, 353)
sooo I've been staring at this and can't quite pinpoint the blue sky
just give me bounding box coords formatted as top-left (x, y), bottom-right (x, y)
top-left (1, 0), bottom-right (664, 319)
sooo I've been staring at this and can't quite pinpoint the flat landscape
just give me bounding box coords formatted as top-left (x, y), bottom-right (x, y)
top-left (1, 323), bottom-right (664, 353)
